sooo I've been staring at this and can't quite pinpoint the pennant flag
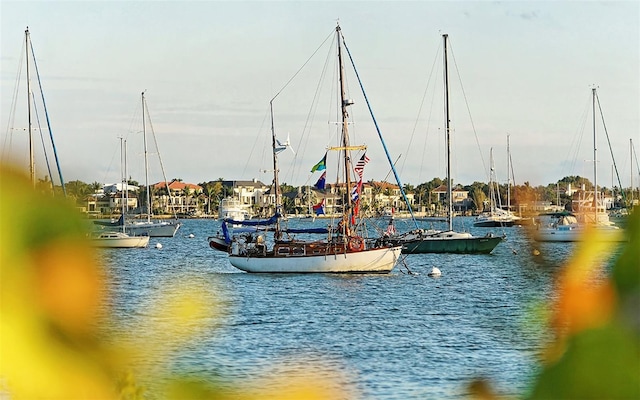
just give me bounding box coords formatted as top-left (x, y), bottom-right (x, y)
top-left (351, 179), bottom-right (363, 202)
top-left (312, 199), bottom-right (325, 215)
top-left (351, 179), bottom-right (363, 225)
top-left (311, 153), bottom-right (327, 172)
top-left (354, 153), bottom-right (370, 178)
top-left (314, 171), bottom-right (326, 190)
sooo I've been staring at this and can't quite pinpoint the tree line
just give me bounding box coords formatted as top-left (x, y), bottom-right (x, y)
top-left (57, 174), bottom-right (637, 214)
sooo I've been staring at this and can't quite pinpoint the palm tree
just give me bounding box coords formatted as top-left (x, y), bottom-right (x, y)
top-left (414, 185), bottom-right (428, 213)
top-left (200, 181), bottom-right (223, 215)
top-left (371, 182), bottom-right (383, 215)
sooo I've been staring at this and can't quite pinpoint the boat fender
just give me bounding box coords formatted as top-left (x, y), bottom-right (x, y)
top-left (231, 241), bottom-right (240, 255)
top-left (348, 236), bottom-right (365, 252)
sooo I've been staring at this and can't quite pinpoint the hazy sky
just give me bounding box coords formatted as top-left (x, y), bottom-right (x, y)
top-left (1, 1), bottom-right (639, 189)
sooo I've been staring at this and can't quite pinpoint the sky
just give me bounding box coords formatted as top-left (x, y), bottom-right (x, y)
top-left (1, 1), bottom-right (639, 190)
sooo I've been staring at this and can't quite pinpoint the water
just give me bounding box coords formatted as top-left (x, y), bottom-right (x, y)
top-left (99, 217), bottom-right (578, 399)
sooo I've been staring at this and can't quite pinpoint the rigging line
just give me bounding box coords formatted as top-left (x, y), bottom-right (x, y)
top-left (102, 139), bottom-right (120, 192)
top-left (291, 34), bottom-right (336, 184)
top-left (2, 40), bottom-right (26, 162)
top-left (404, 41), bottom-right (441, 177)
top-left (32, 93), bottom-right (55, 190)
top-left (241, 105), bottom-right (270, 178)
top-left (341, 32), bottom-right (419, 229)
top-left (420, 57), bottom-right (442, 182)
top-left (382, 154), bottom-right (402, 183)
top-left (509, 152), bottom-right (518, 186)
top-left (566, 94), bottom-right (590, 177)
top-left (634, 141), bottom-right (640, 176)
top-left (29, 38), bottom-right (66, 196)
top-left (143, 95), bottom-right (178, 218)
top-left (447, 41), bottom-right (488, 182)
top-left (104, 99), bottom-right (139, 187)
top-left (595, 91), bottom-right (626, 203)
top-left (270, 29), bottom-right (334, 103)
top-left (268, 31), bottom-right (334, 189)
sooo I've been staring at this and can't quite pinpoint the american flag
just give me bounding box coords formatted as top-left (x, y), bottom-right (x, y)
top-left (354, 153), bottom-right (370, 178)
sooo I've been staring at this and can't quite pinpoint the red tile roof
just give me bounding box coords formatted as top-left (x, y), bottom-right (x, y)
top-left (153, 180), bottom-right (203, 191)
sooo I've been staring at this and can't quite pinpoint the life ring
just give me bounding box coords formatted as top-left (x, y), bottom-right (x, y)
top-left (348, 236), bottom-right (365, 252)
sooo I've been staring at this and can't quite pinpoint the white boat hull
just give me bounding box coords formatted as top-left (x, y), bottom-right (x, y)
top-left (229, 245), bottom-right (402, 273)
top-left (534, 225), bottom-right (624, 242)
top-left (91, 232), bottom-right (150, 248)
top-left (125, 220), bottom-right (181, 237)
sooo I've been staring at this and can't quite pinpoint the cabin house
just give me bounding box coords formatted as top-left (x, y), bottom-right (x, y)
top-left (431, 184), bottom-right (472, 212)
top-left (152, 180), bottom-right (204, 215)
top-left (368, 181), bottom-right (414, 213)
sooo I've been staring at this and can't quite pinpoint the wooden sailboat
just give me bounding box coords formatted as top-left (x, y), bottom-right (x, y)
top-left (226, 24), bottom-right (402, 273)
top-left (388, 34), bottom-right (503, 254)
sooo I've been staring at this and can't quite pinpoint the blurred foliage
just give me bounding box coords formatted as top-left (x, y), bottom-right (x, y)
top-left (2, 162), bottom-right (638, 399)
top-left (0, 164), bottom-right (347, 398)
top-left (471, 207), bottom-right (640, 399)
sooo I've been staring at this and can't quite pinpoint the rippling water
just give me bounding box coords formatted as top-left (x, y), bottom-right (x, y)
top-left (98, 217), bottom-right (587, 399)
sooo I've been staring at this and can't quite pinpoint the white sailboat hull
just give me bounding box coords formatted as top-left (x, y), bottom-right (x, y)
top-left (534, 224), bottom-right (624, 242)
top-left (229, 246), bottom-right (402, 273)
top-left (91, 232), bottom-right (150, 248)
top-left (125, 220), bottom-right (181, 237)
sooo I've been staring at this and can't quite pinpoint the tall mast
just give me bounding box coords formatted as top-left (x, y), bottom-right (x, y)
top-left (124, 138), bottom-right (129, 214)
top-left (337, 24), bottom-right (353, 219)
top-left (631, 138), bottom-right (634, 205)
top-left (507, 134), bottom-right (511, 211)
top-left (25, 27), bottom-right (35, 187)
top-left (592, 87), bottom-right (598, 223)
top-left (443, 34), bottom-right (453, 231)
top-left (489, 148), bottom-right (495, 214)
top-left (120, 138), bottom-right (126, 233)
top-left (142, 91), bottom-right (151, 222)
top-left (270, 100), bottom-right (281, 239)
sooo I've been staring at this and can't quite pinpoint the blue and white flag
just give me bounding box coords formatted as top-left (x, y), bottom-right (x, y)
top-left (314, 171), bottom-right (326, 190)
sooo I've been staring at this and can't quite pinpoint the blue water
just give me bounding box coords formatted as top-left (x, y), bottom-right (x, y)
top-left (99, 217), bottom-right (577, 399)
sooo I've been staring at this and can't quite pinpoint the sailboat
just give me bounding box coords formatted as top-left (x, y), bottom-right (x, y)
top-left (387, 34), bottom-right (503, 254)
top-left (91, 138), bottom-right (150, 248)
top-left (95, 92), bottom-right (180, 237)
top-left (534, 87), bottom-right (623, 242)
top-left (474, 147), bottom-right (519, 227)
top-left (223, 24), bottom-right (402, 273)
top-left (4, 28), bottom-right (67, 194)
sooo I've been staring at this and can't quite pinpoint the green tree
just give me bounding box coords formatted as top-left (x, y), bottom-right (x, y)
top-left (65, 180), bottom-right (91, 204)
top-left (464, 181), bottom-right (488, 211)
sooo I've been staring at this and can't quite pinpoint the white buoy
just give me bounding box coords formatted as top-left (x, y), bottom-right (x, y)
top-left (155, 243), bottom-right (163, 249)
top-left (188, 233), bottom-right (195, 238)
top-left (428, 267), bottom-right (441, 277)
